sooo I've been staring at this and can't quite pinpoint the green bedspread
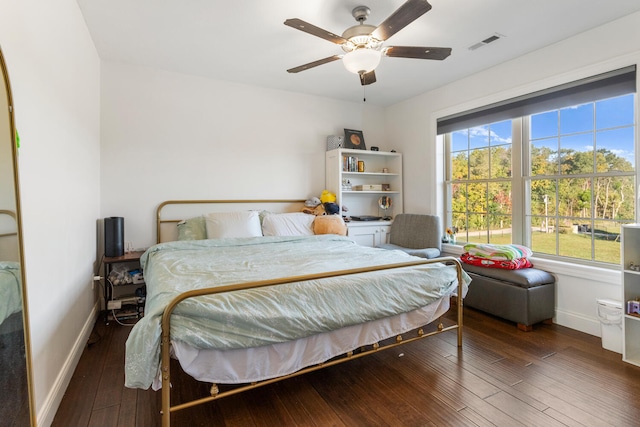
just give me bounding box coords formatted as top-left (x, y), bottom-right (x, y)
top-left (125, 235), bottom-right (470, 389)
top-left (0, 261), bottom-right (22, 325)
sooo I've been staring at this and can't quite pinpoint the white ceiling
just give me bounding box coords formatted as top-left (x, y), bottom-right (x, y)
top-left (77, 0), bottom-right (640, 107)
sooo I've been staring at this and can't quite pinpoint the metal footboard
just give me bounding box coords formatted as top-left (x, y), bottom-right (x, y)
top-left (159, 256), bottom-right (464, 426)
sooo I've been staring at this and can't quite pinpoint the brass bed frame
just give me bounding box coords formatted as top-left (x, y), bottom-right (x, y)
top-left (0, 209), bottom-right (17, 238)
top-left (154, 200), bottom-right (464, 427)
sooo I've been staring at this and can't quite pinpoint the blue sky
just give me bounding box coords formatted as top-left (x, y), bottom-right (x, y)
top-left (531, 94), bottom-right (635, 164)
top-left (452, 93), bottom-right (635, 164)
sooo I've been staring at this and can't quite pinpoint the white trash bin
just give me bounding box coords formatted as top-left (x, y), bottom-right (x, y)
top-left (596, 298), bottom-right (622, 353)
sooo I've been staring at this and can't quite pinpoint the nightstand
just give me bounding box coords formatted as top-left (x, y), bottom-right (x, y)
top-left (103, 250), bottom-right (146, 324)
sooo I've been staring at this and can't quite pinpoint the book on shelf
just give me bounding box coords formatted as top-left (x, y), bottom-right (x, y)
top-left (342, 155), bottom-right (360, 172)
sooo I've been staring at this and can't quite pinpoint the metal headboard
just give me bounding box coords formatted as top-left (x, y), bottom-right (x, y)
top-left (0, 209), bottom-right (17, 238)
top-left (155, 199), bottom-right (307, 243)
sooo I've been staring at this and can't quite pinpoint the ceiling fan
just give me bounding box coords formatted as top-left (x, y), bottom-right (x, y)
top-left (284, 0), bottom-right (452, 86)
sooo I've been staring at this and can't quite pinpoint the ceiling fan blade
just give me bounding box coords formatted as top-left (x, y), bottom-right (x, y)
top-left (284, 18), bottom-right (348, 45)
top-left (371, 0), bottom-right (432, 41)
top-left (360, 71), bottom-right (377, 86)
top-left (384, 46), bottom-right (452, 60)
top-left (287, 55), bottom-right (342, 73)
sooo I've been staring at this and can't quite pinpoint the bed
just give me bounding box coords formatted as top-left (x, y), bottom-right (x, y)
top-left (0, 261), bottom-right (22, 326)
top-left (124, 200), bottom-right (471, 426)
top-left (0, 210), bottom-right (21, 327)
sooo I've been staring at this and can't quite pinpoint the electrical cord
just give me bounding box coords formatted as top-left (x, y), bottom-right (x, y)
top-left (88, 254), bottom-right (107, 346)
top-left (107, 276), bottom-right (140, 327)
top-left (95, 253), bottom-right (104, 278)
top-left (111, 309), bottom-right (138, 327)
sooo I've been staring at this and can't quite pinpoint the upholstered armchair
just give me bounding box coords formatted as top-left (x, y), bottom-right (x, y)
top-left (377, 214), bottom-right (442, 258)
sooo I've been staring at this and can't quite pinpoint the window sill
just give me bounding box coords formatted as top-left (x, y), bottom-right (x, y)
top-left (531, 257), bottom-right (620, 284)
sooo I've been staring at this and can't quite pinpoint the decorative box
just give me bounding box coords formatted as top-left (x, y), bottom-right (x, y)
top-left (353, 184), bottom-right (383, 191)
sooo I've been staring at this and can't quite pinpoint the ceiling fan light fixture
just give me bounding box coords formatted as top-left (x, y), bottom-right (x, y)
top-left (285, 1), bottom-right (451, 84)
top-left (343, 48), bottom-right (381, 75)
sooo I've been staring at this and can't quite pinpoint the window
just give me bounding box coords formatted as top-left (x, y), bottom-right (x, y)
top-left (449, 121), bottom-right (513, 244)
top-left (528, 95), bottom-right (635, 263)
top-left (441, 67), bottom-right (636, 265)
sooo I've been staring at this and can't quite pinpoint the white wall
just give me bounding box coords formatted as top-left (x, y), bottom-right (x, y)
top-left (100, 62), bottom-right (384, 248)
top-left (0, 1), bottom-right (101, 425)
top-left (386, 11), bottom-right (640, 336)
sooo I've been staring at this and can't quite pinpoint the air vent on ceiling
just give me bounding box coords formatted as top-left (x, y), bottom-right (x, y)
top-left (468, 33), bottom-right (504, 51)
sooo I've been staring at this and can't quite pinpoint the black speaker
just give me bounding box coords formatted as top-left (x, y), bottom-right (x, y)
top-left (104, 217), bottom-right (124, 257)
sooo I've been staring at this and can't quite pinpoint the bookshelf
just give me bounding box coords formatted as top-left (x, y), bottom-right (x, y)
top-left (325, 148), bottom-right (403, 246)
top-left (622, 224), bottom-right (640, 367)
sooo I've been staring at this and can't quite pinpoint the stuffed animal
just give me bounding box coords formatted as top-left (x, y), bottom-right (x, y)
top-left (313, 215), bottom-right (347, 236)
top-left (323, 202), bottom-right (340, 215)
top-left (320, 190), bottom-right (336, 204)
top-left (302, 196), bottom-right (323, 215)
top-left (305, 197), bottom-right (321, 208)
top-left (302, 203), bottom-right (326, 216)
top-left (303, 193), bottom-right (340, 216)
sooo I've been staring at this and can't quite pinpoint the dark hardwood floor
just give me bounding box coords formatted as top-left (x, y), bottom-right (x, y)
top-left (53, 305), bottom-right (640, 426)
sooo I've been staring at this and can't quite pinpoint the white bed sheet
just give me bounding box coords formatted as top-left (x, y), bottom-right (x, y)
top-left (157, 296), bottom-right (450, 390)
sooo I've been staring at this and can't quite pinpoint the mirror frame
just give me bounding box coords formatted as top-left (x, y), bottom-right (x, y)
top-left (0, 46), bottom-right (36, 427)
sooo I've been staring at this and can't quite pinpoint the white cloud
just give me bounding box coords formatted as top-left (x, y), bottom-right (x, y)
top-left (469, 126), bottom-right (512, 145)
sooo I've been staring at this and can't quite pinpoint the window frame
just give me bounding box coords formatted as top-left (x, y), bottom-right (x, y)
top-left (443, 93), bottom-right (637, 267)
top-left (444, 120), bottom-right (523, 245)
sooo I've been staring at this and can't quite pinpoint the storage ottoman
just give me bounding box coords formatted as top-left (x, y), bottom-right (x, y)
top-left (461, 263), bottom-right (556, 331)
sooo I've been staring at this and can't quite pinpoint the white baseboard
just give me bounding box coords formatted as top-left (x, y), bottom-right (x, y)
top-left (36, 302), bottom-right (99, 427)
top-left (555, 307), bottom-right (601, 337)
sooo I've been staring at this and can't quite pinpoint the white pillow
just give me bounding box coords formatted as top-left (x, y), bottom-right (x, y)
top-left (205, 211), bottom-right (263, 239)
top-left (261, 212), bottom-right (315, 236)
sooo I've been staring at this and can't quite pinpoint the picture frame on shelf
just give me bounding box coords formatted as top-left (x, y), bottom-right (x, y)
top-left (344, 129), bottom-right (366, 150)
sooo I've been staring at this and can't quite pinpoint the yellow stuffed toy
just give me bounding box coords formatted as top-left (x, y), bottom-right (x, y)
top-left (320, 190), bottom-right (336, 204)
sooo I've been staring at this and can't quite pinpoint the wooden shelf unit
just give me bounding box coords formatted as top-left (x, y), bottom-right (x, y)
top-left (103, 250), bottom-right (146, 324)
top-left (622, 224), bottom-right (640, 367)
top-left (326, 148), bottom-right (403, 217)
top-left (325, 148), bottom-right (402, 246)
